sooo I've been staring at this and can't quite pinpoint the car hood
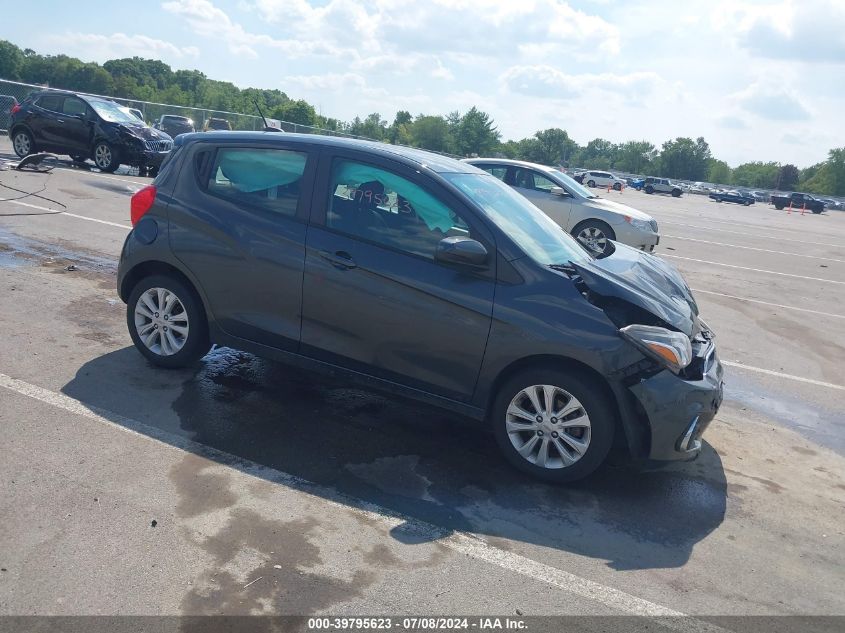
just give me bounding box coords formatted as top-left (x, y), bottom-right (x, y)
top-left (582, 197), bottom-right (653, 221)
top-left (119, 123), bottom-right (172, 142)
top-left (571, 243), bottom-right (699, 336)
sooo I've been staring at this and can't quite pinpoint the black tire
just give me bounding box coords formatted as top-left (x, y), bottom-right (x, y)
top-left (492, 367), bottom-right (616, 483)
top-left (11, 129), bottom-right (34, 158)
top-left (774, 203), bottom-right (784, 210)
top-left (571, 219), bottom-right (616, 255)
top-left (645, 185), bottom-right (654, 194)
top-left (671, 189), bottom-right (681, 197)
top-left (743, 201), bottom-right (751, 206)
top-left (812, 208), bottom-right (822, 214)
top-left (126, 274), bottom-right (211, 368)
top-left (92, 141), bottom-right (120, 173)
top-left (587, 179), bottom-right (596, 188)
top-left (613, 182), bottom-right (622, 191)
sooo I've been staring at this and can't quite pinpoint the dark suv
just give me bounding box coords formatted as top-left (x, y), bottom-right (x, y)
top-left (117, 132), bottom-right (724, 482)
top-left (154, 114), bottom-right (195, 138)
top-left (8, 91), bottom-right (173, 173)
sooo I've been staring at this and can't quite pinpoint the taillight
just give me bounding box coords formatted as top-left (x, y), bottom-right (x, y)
top-left (10, 103), bottom-right (21, 115)
top-left (130, 185), bottom-right (157, 226)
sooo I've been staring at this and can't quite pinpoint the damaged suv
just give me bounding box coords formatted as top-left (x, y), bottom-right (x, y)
top-left (117, 133), bottom-right (724, 482)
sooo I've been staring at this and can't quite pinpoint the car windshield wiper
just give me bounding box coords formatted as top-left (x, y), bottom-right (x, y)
top-left (549, 263), bottom-right (578, 275)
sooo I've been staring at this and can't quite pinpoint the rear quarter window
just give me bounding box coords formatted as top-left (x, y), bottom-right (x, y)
top-left (36, 95), bottom-right (62, 112)
top-left (203, 147), bottom-right (308, 218)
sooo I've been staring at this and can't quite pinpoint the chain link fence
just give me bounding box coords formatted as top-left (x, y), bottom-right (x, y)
top-left (0, 78), bottom-right (372, 138)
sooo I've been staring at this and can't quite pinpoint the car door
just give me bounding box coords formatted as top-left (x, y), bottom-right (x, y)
top-left (30, 95), bottom-right (64, 148)
top-left (59, 96), bottom-right (93, 154)
top-left (300, 152), bottom-right (495, 401)
top-left (168, 142), bottom-right (317, 351)
top-left (511, 166), bottom-right (574, 229)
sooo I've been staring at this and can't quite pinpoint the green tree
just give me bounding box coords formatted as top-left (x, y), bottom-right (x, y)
top-left (453, 107), bottom-right (500, 156)
top-left (272, 99), bottom-right (317, 127)
top-left (0, 40), bottom-right (24, 79)
top-left (572, 138), bottom-right (617, 170)
top-left (410, 115), bottom-right (452, 153)
top-left (776, 164), bottom-right (800, 191)
top-left (615, 140), bottom-right (657, 174)
top-left (707, 159), bottom-right (731, 184)
top-left (731, 162), bottom-right (779, 188)
top-left (657, 137), bottom-right (711, 180)
top-left (526, 128), bottom-right (577, 166)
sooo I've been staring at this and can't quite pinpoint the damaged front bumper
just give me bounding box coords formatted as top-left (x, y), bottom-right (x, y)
top-left (627, 339), bottom-right (724, 462)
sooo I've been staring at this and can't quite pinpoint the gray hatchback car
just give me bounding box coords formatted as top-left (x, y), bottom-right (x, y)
top-left (118, 132), bottom-right (724, 482)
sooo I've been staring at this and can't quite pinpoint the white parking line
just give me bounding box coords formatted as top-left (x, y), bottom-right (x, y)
top-left (2, 199), bottom-right (130, 229)
top-left (662, 254), bottom-right (845, 285)
top-left (659, 220), bottom-right (844, 249)
top-left (664, 235), bottom-right (845, 264)
top-left (0, 371), bottom-right (726, 631)
top-left (690, 288), bottom-right (845, 320)
top-left (722, 361), bottom-right (845, 391)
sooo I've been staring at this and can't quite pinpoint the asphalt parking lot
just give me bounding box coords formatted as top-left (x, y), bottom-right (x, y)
top-left (1, 138), bottom-right (843, 625)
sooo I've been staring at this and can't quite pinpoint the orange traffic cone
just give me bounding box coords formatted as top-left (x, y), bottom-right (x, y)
top-left (787, 201), bottom-right (793, 214)
top-left (801, 203), bottom-right (806, 215)
top-left (607, 184), bottom-right (611, 193)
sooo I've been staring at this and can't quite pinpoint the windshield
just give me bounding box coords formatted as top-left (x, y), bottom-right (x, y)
top-left (551, 170), bottom-right (597, 198)
top-left (445, 173), bottom-right (590, 265)
top-left (89, 99), bottom-right (141, 124)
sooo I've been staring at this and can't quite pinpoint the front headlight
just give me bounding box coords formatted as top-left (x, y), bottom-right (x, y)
top-left (625, 216), bottom-right (655, 232)
top-left (620, 324), bottom-right (692, 374)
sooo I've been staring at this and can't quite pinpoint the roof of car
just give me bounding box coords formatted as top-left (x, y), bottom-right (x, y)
top-left (189, 131), bottom-right (483, 174)
top-left (462, 157), bottom-right (560, 174)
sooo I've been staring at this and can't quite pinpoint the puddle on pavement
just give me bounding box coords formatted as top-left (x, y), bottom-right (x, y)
top-left (0, 226), bottom-right (118, 275)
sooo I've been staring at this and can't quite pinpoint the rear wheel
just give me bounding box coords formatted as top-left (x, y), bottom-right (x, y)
top-left (492, 368), bottom-right (615, 483)
top-left (12, 129), bottom-right (34, 158)
top-left (127, 275), bottom-right (210, 368)
top-left (93, 141), bottom-right (120, 172)
top-left (572, 219), bottom-right (615, 255)
top-left (587, 179), bottom-right (596, 188)
top-left (812, 208), bottom-right (823, 214)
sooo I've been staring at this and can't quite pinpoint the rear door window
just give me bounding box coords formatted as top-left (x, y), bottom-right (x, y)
top-left (36, 95), bottom-right (62, 112)
top-left (476, 165), bottom-right (508, 181)
top-left (205, 147), bottom-right (308, 218)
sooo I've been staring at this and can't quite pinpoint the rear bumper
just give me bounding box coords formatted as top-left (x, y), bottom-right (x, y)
top-left (627, 347), bottom-right (725, 462)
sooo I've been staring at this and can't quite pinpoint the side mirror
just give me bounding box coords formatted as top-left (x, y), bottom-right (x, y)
top-left (435, 236), bottom-right (488, 267)
top-left (550, 186), bottom-right (569, 197)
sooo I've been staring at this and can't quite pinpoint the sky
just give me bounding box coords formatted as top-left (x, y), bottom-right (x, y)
top-left (2, 0), bottom-right (843, 167)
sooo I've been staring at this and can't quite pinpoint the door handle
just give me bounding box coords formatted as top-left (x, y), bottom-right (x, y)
top-left (319, 250), bottom-right (356, 270)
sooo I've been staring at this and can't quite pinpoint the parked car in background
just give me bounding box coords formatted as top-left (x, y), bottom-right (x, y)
top-left (153, 114), bottom-right (195, 137)
top-left (770, 192), bottom-right (825, 213)
top-left (0, 95), bottom-right (18, 131)
top-left (581, 170), bottom-right (625, 190)
top-left (119, 106), bottom-right (145, 123)
top-left (8, 90), bottom-right (173, 174)
top-left (118, 132), bottom-right (722, 483)
top-left (709, 190), bottom-right (755, 206)
top-left (643, 177), bottom-right (683, 197)
top-left (203, 117), bottom-right (232, 131)
top-left (626, 177), bottom-right (645, 190)
top-left (465, 158), bottom-right (659, 255)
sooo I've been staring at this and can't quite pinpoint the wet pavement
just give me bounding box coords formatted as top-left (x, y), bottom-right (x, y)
top-left (1, 141), bottom-right (844, 620)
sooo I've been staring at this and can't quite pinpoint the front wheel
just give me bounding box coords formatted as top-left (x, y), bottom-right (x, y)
top-left (812, 208), bottom-right (823, 214)
top-left (572, 219), bottom-right (616, 255)
top-left (93, 141), bottom-right (120, 172)
top-left (671, 189), bottom-right (681, 197)
top-left (492, 368), bottom-right (615, 483)
top-left (645, 185), bottom-right (654, 194)
top-left (12, 129), bottom-right (34, 158)
top-left (613, 182), bottom-right (622, 191)
top-left (127, 275), bottom-right (210, 368)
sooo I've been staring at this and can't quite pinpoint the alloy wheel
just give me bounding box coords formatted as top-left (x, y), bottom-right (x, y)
top-left (13, 132), bottom-right (31, 156)
top-left (94, 144), bottom-right (112, 169)
top-left (505, 384), bottom-right (591, 469)
top-left (577, 226), bottom-right (608, 253)
top-left (134, 287), bottom-right (190, 356)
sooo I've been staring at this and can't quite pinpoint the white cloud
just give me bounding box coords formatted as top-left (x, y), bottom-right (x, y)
top-left (45, 32), bottom-right (199, 61)
top-left (731, 83), bottom-right (811, 121)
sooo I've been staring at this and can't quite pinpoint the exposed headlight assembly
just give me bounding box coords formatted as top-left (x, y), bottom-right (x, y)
top-left (620, 324), bottom-right (692, 374)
